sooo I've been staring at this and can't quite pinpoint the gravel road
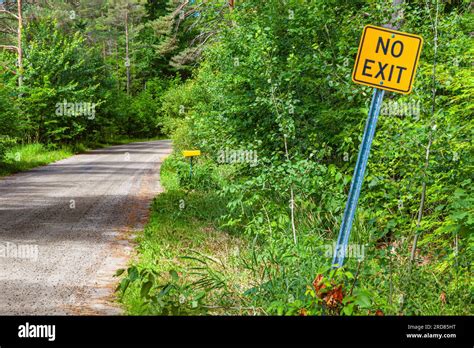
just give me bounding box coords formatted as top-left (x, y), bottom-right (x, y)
top-left (0, 140), bottom-right (172, 315)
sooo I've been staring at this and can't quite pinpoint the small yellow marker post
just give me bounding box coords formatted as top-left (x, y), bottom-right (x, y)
top-left (182, 150), bottom-right (201, 179)
top-left (182, 150), bottom-right (201, 157)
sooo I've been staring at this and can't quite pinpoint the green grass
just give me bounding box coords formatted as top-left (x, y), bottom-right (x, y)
top-left (0, 143), bottom-right (74, 176)
top-left (119, 158), bottom-right (254, 315)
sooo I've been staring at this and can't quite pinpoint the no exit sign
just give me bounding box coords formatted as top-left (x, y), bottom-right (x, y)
top-left (352, 25), bottom-right (423, 94)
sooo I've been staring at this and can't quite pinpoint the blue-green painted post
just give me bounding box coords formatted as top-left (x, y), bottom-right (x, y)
top-left (332, 88), bottom-right (385, 268)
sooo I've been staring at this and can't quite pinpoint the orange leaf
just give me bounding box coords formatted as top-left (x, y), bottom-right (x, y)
top-left (440, 292), bottom-right (446, 305)
top-left (298, 308), bottom-right (308, 316)
top-left (324, 285), bottom-right (344, 308)
top-left (313, 274), bottom-right (326, 297)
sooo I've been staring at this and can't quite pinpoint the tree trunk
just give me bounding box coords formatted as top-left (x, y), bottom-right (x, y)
top-left (410, 0), bottom-right (439, 262)
top-left (17, 0), bottom-right (23, 88)
top-left (115, 41), bottom-right (120, 91)
top-left (390, 0), bottom-right (404, 30)
top-left (125, 8), bottom-right (130, 95)
top-left (383, 0), bottom-right (404, 30)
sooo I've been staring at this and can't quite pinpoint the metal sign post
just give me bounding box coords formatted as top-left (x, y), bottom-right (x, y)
top-left (332, 25), bottom-right (423, 268)
top-left (332, 88), bottom-right (384, 268)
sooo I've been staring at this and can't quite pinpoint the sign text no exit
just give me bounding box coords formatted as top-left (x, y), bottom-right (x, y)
top-left (352, 25), bottom-right (423, 94)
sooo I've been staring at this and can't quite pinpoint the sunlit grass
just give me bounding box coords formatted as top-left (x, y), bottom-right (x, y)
top-left (0, 143), bottom-right (73, 177)
top-left (120, 158), bottom-right (254, 315)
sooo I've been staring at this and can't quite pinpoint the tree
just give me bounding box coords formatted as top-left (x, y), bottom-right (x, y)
top-left (103, 0), bottom-right (146, 95)
top-left (20, 19), bottom-right (108, 143)
top-left (149, 0), bottom-right (234, 75)
top-left (0, 0), bottom-right (24, 87)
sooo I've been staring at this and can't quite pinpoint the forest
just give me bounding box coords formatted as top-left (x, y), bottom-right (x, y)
top-left (0, 0), bottom-right (472, 316)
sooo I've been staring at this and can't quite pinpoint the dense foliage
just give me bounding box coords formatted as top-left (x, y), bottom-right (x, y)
top-left (0, 0), bottom-right (471, 316)
top-left (0, 0), bottom-right (184, 156)
top-left (122, 0), bottom-right (472, 315)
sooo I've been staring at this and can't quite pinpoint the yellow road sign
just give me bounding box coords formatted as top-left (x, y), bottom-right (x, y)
top-left (183, 150), bottom-right (201, 157)
top-left (352, 25), bottom-right (423, 94)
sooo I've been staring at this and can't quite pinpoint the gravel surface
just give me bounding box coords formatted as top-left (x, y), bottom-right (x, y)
top-left (0, 140), bottom-right (172, 315)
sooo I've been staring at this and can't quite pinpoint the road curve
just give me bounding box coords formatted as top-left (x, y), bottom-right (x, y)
top-left (0, 140), bottom-right (172, 315)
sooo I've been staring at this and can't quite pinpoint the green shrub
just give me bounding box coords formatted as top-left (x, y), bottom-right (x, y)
top-left (0, 136), bottom-right (17, 161)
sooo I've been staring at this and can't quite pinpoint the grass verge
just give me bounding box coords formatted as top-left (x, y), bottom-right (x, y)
top-left (118, 158), bottom-right (256, 315)
top-left (0, 143), bottom-right (73, 177)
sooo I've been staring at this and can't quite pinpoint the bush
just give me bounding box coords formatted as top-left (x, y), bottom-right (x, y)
top-left (163, 155), bottom-right (227, 192)
top-left (0, 136), bottom-right (17, 161)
